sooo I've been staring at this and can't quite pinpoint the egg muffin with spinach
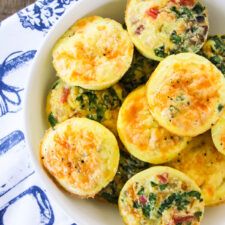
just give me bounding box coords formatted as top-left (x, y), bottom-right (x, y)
top-left (119, 166), bottom-right (204, 225)
top-left (120, 48), bottom-right (158, 93)
top-left (125, 0), bottom-right (209, 61)
top-left (98, 150), bottom-right (150, 204)
top-left (147, 53), bottom-right (225, 137)
top-left (52, 16), bottom-right (134, 90)
top-left (46, 79), bottom-right (125, 135)
top-left (200, 35), bottom-right (225, 75)
top-left (168, 132), bottom-right (225, 206)
top-left (117, 86), bottom-right (189, 164)
top-left (40, 118), bottom-right (120, 198)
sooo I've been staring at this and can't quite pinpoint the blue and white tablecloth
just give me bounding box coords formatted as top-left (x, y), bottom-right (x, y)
top-left (0, 1), bottom-right (79, 224)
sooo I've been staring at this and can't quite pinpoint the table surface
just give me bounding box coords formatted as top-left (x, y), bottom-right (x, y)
top-left (0, 0), bottom-right (35, 21)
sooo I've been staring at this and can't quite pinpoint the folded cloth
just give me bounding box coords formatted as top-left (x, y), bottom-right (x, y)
top-left (0, 0), bottom-right (78, 224)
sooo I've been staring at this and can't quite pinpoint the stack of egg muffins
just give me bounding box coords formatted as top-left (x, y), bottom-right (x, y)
top-left (40, 0), bottom-right (225, 224)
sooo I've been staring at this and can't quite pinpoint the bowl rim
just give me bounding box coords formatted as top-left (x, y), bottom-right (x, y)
top-left (23, 1), bottom-right (124, 224)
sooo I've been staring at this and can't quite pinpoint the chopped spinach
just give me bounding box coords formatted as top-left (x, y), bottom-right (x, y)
top-left (193, 3), bottom-right (205, 14)
top-left (154, 46), bottom-right (168, 58)
top-left (48, 113), bottom-right (58, 127)
top-left (51, 80), bottom-right (60, 89)
top-left (142, 204), bottom-right (152, 218)
top-left (133, 201), bottom-right (140, 209)
top-left (218, 104), bottom-right (224, 112)
top-left (158, 191), bottom-right (202, 216)
top-left (185, 190), bottom-right (203, 201)
top-left (159, 184), bottom-right (168, 191)
top-left (98, 151), bottom-right (149, 203)
top-left (149, 193), bottom-right (157, 204)
top-left (158, 193), bottom-right (176, 216)
top-left (194, 211), bottom-right (203, 220)
top-left (121, 49), bottom-right (157, 92)
top-left (170, 6), bottom-right (181, 18)
top-left (170, 31), bottom-right (182, 44)
top-left (96, 105), bottom-right (105, 121)
top-left (138, 186), bottom-right (145, 195)
top-left (150, 181), bottom-right (158, 187)
top-left (180, 7), bottom-right (193, 19)
top-left (142, 193), bottom-right (157, 218)
top-left (210, 56), bottom-right (222, 64)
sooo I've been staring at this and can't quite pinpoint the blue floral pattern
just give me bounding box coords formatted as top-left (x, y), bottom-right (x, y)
top-left (0, 51), bottom-right (36, 117)
top-left (17, 0), bottom-right (77, 32)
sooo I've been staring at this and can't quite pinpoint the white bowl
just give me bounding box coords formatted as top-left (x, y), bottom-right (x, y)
top-left (24, 0), bottom-right (225, 225)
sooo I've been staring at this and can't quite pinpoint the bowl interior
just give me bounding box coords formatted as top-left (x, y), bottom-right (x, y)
top-left (24, 0), bottom-right (225, 225)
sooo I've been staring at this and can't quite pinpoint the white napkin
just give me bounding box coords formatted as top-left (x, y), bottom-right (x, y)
top-left (0, 0), bottom-right (79, 224)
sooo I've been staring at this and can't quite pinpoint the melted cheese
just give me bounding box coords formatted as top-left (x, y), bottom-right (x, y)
top-left (147, 53), bottom-right (225, 137)
top-left (211, 111), bottom-right (225, 156)
top-left (117, 86), bottom-right (189, 164)
top-left (168, 132), bottom-right (225, 206)
top-left (40, 117), bottom-right (119, 198)
top-left (52, 16), bottom-right (134, 90)
top-left (119, 166), bottom-right (204, 225)
top-left (125, 0), bottom-right (209, 61)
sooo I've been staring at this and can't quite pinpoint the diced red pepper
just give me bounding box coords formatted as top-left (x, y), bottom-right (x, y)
top-left (173, 215), bottom-right (194, 224)
top-left (180, 0), bottom-right (194, 6)
top-left (139, 195), bottom-right (147, 205)
top-left (146, 8), bottom-right (159, 19)
top-left (61, 87), bottom-right (70, 103)
top-left (171, 0), bottom-right (177, 3)
top-left (157, 173), bottom-right (169, 184)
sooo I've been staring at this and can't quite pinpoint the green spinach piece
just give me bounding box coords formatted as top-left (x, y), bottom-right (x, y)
top-left (193, 3), bottom-right (205, 14)
top-left (154, 46), bottom-right (168, 58)
top-left (170, 31), bottom-right (182, 44)
top-left (48, 113), bottom-right (58, 127)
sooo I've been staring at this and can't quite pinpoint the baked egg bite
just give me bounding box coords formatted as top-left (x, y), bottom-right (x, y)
top-left (52, 16), bottom-right (134, 90)
top-left (200, 35), bottom-right (225, 75)
top-left (120, 48), bottom-right (158, 93)
top-left (119, 166), bottom-right (204, 225)
top-left (168, 132), bottom-right (225, 206)
top-left (125, 0), bottom-right (209, 61)
top-left (40, 117), bottom-right (119, 198)
top-left (211, 111), bottom-right (225, 156)
top-left (147, 53), bottom-right (225, 137)
top-left (117, 86), bottom-right (189, 164)
top-left (99, 150), bottom-right (150, 204)
top-left (46, 79), bottom-right (125, 135)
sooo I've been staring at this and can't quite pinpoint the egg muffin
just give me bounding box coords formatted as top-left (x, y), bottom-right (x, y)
top-left (200, 35), bottom-right (225, 75)
top-left (125, 0), bottom-right (208, 61)
top-left (40, 117), bottom-right (119, 198)
top-left (168, 132), bottom-right (225, 206)
top-left (120, 48), bottom-right (158, 93)
top-left (147, 53), bottom-right (225, 137)
top-left (46, 79), bottom-right (125, 135)
top-left (98, 150), bottom-right (150, 204)
top-left (52, 16), bottom-right (134, 90)
top-left (119, 166), bottom-right (204, 225)
top-left (118, 86), bottom-right (189, 164)
top-left (211, 111), bottom-right (225, 156)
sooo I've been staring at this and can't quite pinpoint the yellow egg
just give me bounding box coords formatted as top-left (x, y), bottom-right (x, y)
top-left (52, 16), bottom-right (134, 90)
top-left (211, 111), bottom-right (225, 156)
top-left (125, 0), bottom-right (209, 61)
top-left (168, 132), bottom-right (225, 206)
top-left (46, 79), bottom-right (125, 136)
top-left (119, 166), bottom-right (204, 225)
top-left (147, 53), bottom-right (225, 137)
top-left (40, 117), bottom-right (120, 198)
top-left (117, 86), bottom-right (189, 164)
